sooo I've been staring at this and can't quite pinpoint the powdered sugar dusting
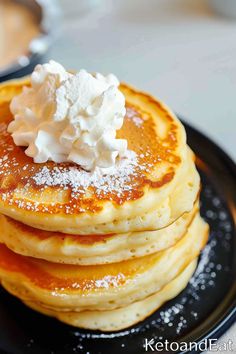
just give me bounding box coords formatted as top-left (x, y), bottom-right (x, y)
top-left (50, 273), bottom-right (126, 293)
top-left (126, 107), bottom-right (144, 127)
top-left (0, 136), bottom-right (153, 213)
top-left (32, 150), bottom-right (139, 197)
top-left (95, 274), bottom-right (125, 289)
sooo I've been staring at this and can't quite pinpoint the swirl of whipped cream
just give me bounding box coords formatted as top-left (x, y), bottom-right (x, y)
top-left (8, 60), bottom-right (127, 170)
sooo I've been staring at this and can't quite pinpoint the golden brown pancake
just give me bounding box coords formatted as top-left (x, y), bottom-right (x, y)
top-left (0, 78), bottom-right (190, 234)
top-left (0, 214), bottom-right (209, 311)
top-left (0, 202), bottom-right (198, 265)
top-left (22, 260), bottom-right (197, 331)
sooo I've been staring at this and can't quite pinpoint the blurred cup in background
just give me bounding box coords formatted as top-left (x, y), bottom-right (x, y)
top-left (208, 0), bottom-right (236, 19)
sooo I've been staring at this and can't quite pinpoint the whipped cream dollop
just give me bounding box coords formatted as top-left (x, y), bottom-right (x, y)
top-left (8, 60), bottom-right (127, 170)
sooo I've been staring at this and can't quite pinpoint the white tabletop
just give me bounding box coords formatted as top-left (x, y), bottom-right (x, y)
top-left (52, 0), bottom-right (236, 161)
top-left (52, 0), bottom-right (235, 350)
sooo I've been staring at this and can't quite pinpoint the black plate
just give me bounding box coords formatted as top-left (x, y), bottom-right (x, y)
top-left (0, 121), bottom-right (235, 354)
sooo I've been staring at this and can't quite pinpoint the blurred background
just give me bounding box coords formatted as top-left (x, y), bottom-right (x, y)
top-left (0, 0), bottom-right (235, 161)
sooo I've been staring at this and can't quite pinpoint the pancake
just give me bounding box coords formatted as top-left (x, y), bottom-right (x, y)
top-left (0, 214), bottom-right (209, 311)
top-left (36, 147), bottom-right (199, 235)
top-left (0, 78), bottom-right (192, 234)
top-left (22, 260), bottom-right (197, 331)
top-left (0, 202), bottom-right (198, 265)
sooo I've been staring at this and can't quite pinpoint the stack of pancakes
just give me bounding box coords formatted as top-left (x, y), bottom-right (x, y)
top-left (0, 79), bottom-right (209, 331)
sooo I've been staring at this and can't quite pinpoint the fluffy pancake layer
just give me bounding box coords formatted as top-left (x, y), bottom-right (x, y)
top-left (0, 214), bottom-right (208, 311)
top-left (22, 260), bottom-right (197, 331)
top-left (0, 203), bottom-right (198, 265)
top-left (0, 79), bottom-right (189, 234)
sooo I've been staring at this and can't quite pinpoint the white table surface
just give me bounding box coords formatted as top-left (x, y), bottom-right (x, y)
top-left (51, 0), bottom-right (235, 351)
top-left (52, 0), bottom-right (236, 161)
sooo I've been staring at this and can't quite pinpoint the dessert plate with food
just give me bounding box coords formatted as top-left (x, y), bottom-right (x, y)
top-left (0, 61), bottom-right (235, 353)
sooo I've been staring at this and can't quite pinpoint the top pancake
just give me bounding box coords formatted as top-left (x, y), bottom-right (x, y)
top-left (0, 78), bottom-right (187, 233)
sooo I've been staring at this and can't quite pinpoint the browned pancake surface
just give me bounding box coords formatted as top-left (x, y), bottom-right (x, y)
top-left (0, 83), bottom-right (181, 215)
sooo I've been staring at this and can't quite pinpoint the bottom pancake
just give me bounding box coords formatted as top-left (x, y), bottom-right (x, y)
top-left (0, 214), bottom-right (208, 311)
top-left (22, 260), bottom-right (197, 331)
